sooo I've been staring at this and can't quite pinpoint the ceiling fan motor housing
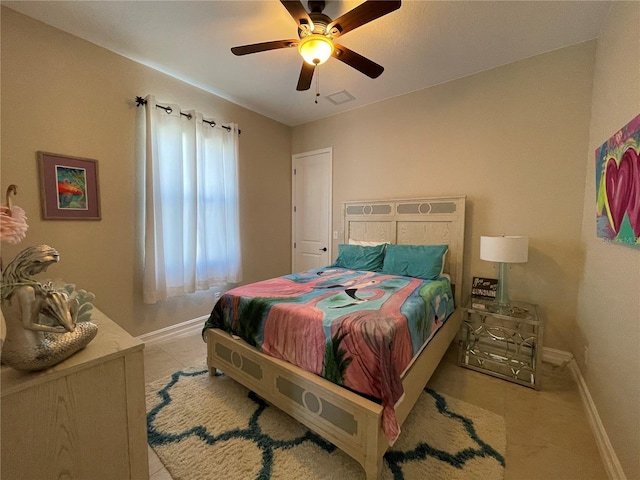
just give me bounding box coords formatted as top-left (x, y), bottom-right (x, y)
top-left (299, 13), bottom-right (333, 38)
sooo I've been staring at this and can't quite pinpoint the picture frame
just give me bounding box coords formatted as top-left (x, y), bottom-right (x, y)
top-left (38, 151), bottom-right (101, 220)
top-left (595, 113), bottom-right (640, 248)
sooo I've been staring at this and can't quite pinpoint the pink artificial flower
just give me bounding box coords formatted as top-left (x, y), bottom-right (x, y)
top-left (0, 204), bottom-right (28, 244)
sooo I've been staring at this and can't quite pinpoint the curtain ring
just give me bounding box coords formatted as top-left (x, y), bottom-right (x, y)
top-left (5, 184), bottom-right (17, 217)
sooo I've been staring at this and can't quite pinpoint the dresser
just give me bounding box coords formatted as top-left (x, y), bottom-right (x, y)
top-left (1, 308), bottom-right (149, 479)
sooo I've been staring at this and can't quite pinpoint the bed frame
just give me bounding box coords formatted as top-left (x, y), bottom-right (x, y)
top-left (206, 196), bottom-right (466, 479)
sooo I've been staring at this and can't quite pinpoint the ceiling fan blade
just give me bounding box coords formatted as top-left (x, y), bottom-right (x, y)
top-left (327, 1), bottom-right (401, 38)
top-left (296, 62), bottom-right (315, 91)
top-left (332, 44), bottom-right (384, 78)
top-left (231, 39), bottom-right (298, 56)
top-left (280, 0), bottom-right (314, 31)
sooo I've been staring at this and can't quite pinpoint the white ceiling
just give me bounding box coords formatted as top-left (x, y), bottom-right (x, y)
top-left (4, 1), bottom-right (611, 127)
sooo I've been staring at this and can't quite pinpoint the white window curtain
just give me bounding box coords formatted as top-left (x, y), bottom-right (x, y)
top-left (142, 94), bottom-right (242, 304)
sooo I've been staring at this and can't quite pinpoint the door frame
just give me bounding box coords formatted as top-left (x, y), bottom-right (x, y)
top-left (291, 147), bottom-right (333, 272)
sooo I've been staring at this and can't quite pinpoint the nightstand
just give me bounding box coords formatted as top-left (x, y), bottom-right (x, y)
top-left (458, 297), bottom-right (542, 389)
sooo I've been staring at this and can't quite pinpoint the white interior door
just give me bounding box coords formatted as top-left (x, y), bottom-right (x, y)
top-left (292, 148), bottom-right (332, 272)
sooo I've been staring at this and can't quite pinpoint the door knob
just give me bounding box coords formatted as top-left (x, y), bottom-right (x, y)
top-left (319, 247), bottom-right (327, 252)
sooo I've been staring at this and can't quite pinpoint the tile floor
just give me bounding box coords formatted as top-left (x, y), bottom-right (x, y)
top-left (144, 331), bottom-right (608, 480)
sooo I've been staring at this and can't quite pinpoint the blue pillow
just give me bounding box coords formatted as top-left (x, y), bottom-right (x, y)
top-left (381, 244), bottom-right (448, 280)
top-left (331, 243), bottom-right (386, 271)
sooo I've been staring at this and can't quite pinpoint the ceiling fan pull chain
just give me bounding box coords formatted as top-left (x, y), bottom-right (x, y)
top-left (315, 66), bottom-right (320, 104)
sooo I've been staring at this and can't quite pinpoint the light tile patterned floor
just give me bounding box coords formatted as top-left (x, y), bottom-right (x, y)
top-left (144, 331), bottom-right (608, 480)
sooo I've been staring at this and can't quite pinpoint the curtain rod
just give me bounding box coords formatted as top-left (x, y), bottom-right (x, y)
top-left (135, 96), bottom-right (240, 134)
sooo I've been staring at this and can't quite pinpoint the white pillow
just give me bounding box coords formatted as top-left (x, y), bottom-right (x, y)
top-left (348, 239), bottom-right (388, 247)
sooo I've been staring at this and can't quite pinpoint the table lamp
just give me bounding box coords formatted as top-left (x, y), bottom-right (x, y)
top-left (480, 235), bottom-right (529, 307)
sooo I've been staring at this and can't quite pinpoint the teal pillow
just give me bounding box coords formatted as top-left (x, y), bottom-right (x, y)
top-left (331, 243), bottom-right (386, 271)
top-left (381, 244), bottom-right (448, 280)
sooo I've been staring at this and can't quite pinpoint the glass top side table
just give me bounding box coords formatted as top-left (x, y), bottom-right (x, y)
top-left (458, 297), bottom-right (543, 389)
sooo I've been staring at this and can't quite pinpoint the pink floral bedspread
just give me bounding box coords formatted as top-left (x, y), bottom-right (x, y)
top-left (204, 267), bottom-right (454, 444)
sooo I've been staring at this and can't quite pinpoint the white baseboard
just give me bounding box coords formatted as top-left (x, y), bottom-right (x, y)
top-left (566, 358), bottom-right (627, 480)
top-left (137, 315), bottom-right (208, 346)
top-left (542, 346), bottom-right (574, 366)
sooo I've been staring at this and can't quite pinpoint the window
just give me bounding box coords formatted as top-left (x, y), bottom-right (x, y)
top-left (141, 95), bottom-right (241, 303)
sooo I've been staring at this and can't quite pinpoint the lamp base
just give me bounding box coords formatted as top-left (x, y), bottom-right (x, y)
top-left (495, 261), bottom-right (510, 306)
top-left (483, 262), bottom-right (512, 315)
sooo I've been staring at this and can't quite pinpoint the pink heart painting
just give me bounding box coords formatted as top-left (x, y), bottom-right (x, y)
top-left (604, 147), bottom-right (639, 235)
top-left (597, 113), bottom-right (640, 246)
top-left (626, 147), bottom-right (640, 237)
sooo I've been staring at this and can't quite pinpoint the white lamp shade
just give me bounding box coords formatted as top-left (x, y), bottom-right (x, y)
top-left (480, 236), bottom-right (529, 263)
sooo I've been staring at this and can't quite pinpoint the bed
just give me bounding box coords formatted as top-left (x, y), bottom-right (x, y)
top-left (205, 196), bottom-right (466, 479)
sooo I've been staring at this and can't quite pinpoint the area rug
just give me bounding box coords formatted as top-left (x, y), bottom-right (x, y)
top-left (146, 366), bottom-right (506, 480)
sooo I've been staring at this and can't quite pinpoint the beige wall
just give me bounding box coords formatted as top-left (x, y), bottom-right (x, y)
top-left (293, 42), bottom-right (596, 353)
top-left (0, 7), bottom-right (292, 337)
top-left (577, 2), bottom-right (640, 477)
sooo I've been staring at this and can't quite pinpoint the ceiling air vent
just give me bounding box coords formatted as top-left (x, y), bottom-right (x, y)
top-left (325, 90), bottom-right (355, 105)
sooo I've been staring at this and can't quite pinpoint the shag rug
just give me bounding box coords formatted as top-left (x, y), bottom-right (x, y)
top-left (146, 366), bottom-right (506, 480)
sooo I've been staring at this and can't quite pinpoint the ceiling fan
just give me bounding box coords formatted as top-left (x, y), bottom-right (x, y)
top-left (231, 0), bottom-right (401, 91)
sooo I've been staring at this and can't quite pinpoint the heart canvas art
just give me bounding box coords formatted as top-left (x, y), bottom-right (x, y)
top-left (596, 113), bottom-right (640, 248)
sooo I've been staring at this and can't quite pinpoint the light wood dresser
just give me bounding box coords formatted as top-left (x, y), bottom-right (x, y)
top-left (1, 308), bottom-right (149, 479)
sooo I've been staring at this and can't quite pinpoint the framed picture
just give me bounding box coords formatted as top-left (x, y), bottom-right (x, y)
top-left (471, 276), bottom-right (498, 299)
top-left (595, 113), bottom-right (640, 248)
top-left (38, 151), bottom-right (101, 220)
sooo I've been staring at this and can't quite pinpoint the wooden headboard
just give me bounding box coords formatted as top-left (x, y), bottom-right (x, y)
top-left (342, 196), bottom-right (466, 307)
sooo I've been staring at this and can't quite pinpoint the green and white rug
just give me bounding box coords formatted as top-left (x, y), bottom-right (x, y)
top-left (146, 367), bottom-right (506, 480)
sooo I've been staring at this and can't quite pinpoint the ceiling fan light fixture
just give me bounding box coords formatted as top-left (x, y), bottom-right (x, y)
top-left (298, 34), bottom-right (334, 65)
